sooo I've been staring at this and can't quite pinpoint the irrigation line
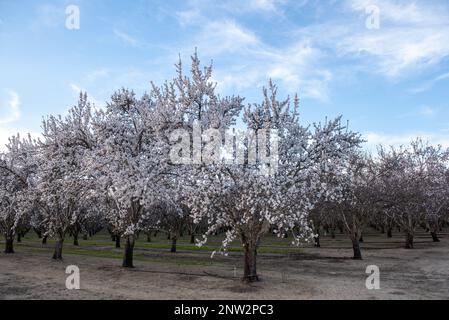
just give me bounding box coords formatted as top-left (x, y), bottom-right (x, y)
top-left (125, 267), bottom-right (239, 280)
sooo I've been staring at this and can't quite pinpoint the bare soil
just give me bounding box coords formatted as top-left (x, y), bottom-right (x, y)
top-left (1, 231), bottom-right (448, 300)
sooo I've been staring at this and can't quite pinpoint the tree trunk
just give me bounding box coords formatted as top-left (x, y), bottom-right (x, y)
top-left (243, 243), bottom-right (259, 282)
top-left (359, 234), bottom-right (364, 243)
top-left (387, 227), bottom-right (392, 238)
top-left (42, 236), bottom-right (47, 245)
top-left (171, 235), bottom-right (177, 253)
top-left (73, 233), bottom-right (79, 246)
top-left (122, 235), bottom-right (135, 268)
top-left (351, 238), bottom-right (362, 260)
top-left (17, 233), bottom-right (21, 243)
top-left (4, 235), bottom-right (14, 254)
top-left (35, 229), bottom-right (42, 239)
top-left (83, 234), bottom-right (88, 240)
top-left (190, 233), bottom-right (195, 244)
top-left (330, 228), bottom-right (336, 239)
top-left (52, 238), bottom-right (64, 260)
top-left (146, 233), bottom-right (151, 243)
top-left (430, 221), bottom-right (440, 242)
top-left (405, 232), bottom-right (414, 249)
top-left (115, 235), bottom-right (121, 248)
top-left (314, 233), bottom-right (321, 248)
top-left (430, 232), bottom-right (440, 242)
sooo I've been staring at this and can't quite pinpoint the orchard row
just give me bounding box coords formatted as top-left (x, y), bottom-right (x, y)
top-left (1, 53), bottom-right (448, 282)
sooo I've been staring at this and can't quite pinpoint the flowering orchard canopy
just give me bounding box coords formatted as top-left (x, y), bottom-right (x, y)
top-left (0, 52), bottom-right (363, 280)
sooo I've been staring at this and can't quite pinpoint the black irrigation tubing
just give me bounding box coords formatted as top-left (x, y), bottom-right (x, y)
top-left (124, 267), bottom-right (239, 280)
top-left (202, 271), bottom-right (239, 280)
top-left (130, 268), bottom-right (251, 282)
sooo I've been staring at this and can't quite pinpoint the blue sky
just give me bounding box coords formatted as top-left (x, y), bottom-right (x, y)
top-left (1, 0), bottom-right (449, 150)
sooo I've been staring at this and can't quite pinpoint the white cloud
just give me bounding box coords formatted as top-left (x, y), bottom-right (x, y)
top-left (175, 9), bottom-right (202, 27)
top-left (346, 0), bottom-right (449, 77)
top-left (265, 42), bottom-right (333, 101)
top-left (347, 0), bottom-right (448, 25)
top-left (0, 90), bottom-right (20, 124)
top-left (185, 20), bottom-right (332, 101)
top-left (397, 105), bottom-right (437, 118)
top-left (293, 0), bottom-right (449, 78)
top-left (224, 0), bottom-right (290, 16)
top-left (69, 83), bottom-right (83, 94)
top-left (174, 0), bottom-right (449, 81)
top-left (364, 131), bottom-right (449, 151)
top-left (410, 72), bottom-right (449, 93)
top-left (418, 105), bottom-right (435, 116)
top-left (248, 0), bottom-right (286, 13)
top-left (32, 4), bottom-right (63, 29)
top-left (113, 29), bottom-right (140, 47)
top-left (171, 1), bottom-right (333, 101)
top-left (69, 83), bottom-right (105, 110)
top-left (179, 1), bottom-right (449, 102)
top-left (176, 0), bottom-right (288, 21)
top-left (196, 20), bottom-right (259, 55)
top-left (85, 69), bottom-right (110, 84)
top-left (340, 28), bottom-right (449, 77)
top-left (170, 0), bottom-right (449, 102)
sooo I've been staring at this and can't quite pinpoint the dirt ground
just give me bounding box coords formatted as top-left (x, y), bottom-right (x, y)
top-left (0, 231), bottom-right (448, 300)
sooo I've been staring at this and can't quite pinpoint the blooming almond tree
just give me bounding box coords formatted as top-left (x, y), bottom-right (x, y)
top-left (418, 144), bottom-right (449, 242)
top-left (319, 152), bottom-right (377, 259)
top-left (145, 196), bottom-right (187, 253)
top-left (0, 134), bottom-right (37, 253)
top-left (189, 82), bottom-right (362, 281)
top-left (90, 88), bottom-right (175, 267)
top-left (34, 93), bottom-right (96, 260)
top-left (376, 139), bottom-right (449, 249)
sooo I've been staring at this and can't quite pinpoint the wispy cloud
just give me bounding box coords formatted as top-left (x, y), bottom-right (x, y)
top-left (85, 69), bottom-right (110, 84)
top-left (348, 0), bottom-right (449, 77)
top-left (397, 105), bottom-right (437, 119)
top-left (409, 72), bottom-right (449, 93)
top-left (113, 29), bottom-right (141, 47)
top-left (31, 3), bottom-right (63, 29)
top-left (250, 0), bottom-right (284, 12)
top-left (177, 19), bottom-right (332, 101)
top-left (221, 0), bottom-right (289, 15)
top-left (294, 0), bottom-right (449, 78)
top-left (173, 0), bottom-right (449, 102)
top-left (175, 9), bottom-right (202, 27)
top-left (347, 0), bottom-right (443, 24)
top-left (69, 83), bottom-right (105, 110)
top-left (418, 105), bottom-right (435, 116)
top-left (364, 131), bottom-right (449, 150)
top-left (0, 90), bottom-right (20, 124)
top-left (175, 0), bottom-right (289, 23)
top-left (196, 20), bottom-right (259, 55)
